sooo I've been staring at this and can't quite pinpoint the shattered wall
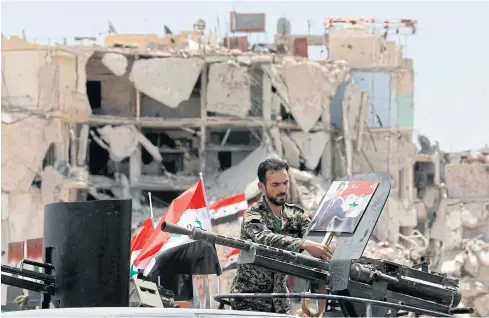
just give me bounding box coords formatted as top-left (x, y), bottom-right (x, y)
top-left (86, 53), bottom-right (136, 116)
top-left (431, 198), bottom-right (489, 316)
top-left (326, 28), bottom-right (403, 69)
top-left (352, 130), bottom-right (416, 242)
top-left (396, 60), bottom-right (415, 127)
top-left (2, 41), bottom-right (92, 246)
top-left (131, 57), bottom-right (204, 110)
top-left (445, 163), bottom-right (489, 198)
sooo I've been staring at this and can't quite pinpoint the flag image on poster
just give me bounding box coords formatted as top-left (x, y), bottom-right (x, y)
top-left (223, 248), bottom-right (240, 271)
top-left (309, 180), bottom-right (379, 233)
top-left (134, 176), bottom-right (221, 278)
top-left (130, 218), bottom-right (154, 278)
top-left (209, 193), bottom-right (248, 220)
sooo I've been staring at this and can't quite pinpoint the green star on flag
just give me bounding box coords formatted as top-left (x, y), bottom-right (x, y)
top-left (194, 218), bottom-right (202, 228)
top-left (349, 202), bottom-right (359, 208)
top-left (129, 263), bottom-right (138, 278)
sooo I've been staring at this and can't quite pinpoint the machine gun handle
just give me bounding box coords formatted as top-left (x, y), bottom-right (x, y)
top-left (161, 222), bottom-right (193, 236)
top-left (448, 307), bottom-right (474, 315)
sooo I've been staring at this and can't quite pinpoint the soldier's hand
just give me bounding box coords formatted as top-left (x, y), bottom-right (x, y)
top-left (301, 240), bottom-right (333, 260)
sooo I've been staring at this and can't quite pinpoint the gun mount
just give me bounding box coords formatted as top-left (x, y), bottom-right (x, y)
top-left (160, 172), bottom-right (473, 317)
top-left (162, 222), bottom-right (473, 317)
top-left (1, 199), bottom-right (133, 309)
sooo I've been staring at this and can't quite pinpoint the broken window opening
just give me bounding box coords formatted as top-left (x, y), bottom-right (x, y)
top-left (141, 130), bottom-right (187, 174)
top-left (210, 130), bottom-right (260, 146)
top-left (192, 72), bottom-right (202, 96)
top-left (218, 151), bottom-right (232, 171)
top-left (162, 153), bottom-right (184, 174)
top-left (42, 143), bottom-right (56, 169)
top-left (88, 128), bottom-right (111, 176)
top-left (86, 81), bottom-right (102, 110)
top-left (280, 104), bottom-right (291, 120)
top-left (413, 161), bottom-right (435, 199)
top-left (86, 189), bottom-right (115, 201)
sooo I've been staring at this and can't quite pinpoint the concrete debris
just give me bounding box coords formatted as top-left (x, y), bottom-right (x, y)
top-left (284, 59), bottom-right (349, 132)
top-left (206, 61), bottom-right (252, 118)
top-left (77, 124), bottom-right (90, 166)
top-left (372, 196), bottom-right (401, 244)
top-left (40, 166), bottom-right (64, 205)
top-left (445, 163), bottom-right (489, 197)
top-left (289, 168), bottom-right (327, 213)
top-left (283, 60), bottom-right (332, 133)
top-left (290, 131), bottom-right (328, 170)
top-left (440, 238), bottom-right (489, 286)
top-left (327, 28), bottom-right (403, 69)
top-left (94, 125), bottom-right (162, 163)
top-left (129, 57), bottom-right (204, 108)
top-left (208, 143), bottom-right (275, 200)
top-left (3, 187), bottom-right (45, 243)
top-left (280, 133), bottom-right (301, 168)
top-left (261, 64), bottom-right (291, 112)
top-left (101, 53), bottom-right (128, 76)
top-left (362, 241), bottom-right (412, 266)
top-left (110, 173), bottom-right (131, 199)
top-left (2, 117), bottom-right (62, 192)
top-left (458, 277), bottom-right (489, 317)
top-left (268, 127), bottom-right (283, 157)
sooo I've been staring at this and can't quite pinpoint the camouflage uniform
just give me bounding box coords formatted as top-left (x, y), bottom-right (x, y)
top-left (230, 197), bottom-right (311, 314)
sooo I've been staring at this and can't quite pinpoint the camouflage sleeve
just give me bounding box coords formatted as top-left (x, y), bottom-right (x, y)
top-left (298, 210), bottom-right (312, 238)
top-left (242, 210), bottom-right (305, 252)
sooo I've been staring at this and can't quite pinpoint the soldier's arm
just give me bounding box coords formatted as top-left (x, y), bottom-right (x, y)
top-left (242, 210), bottom-right (305, 252)
top-left (298, 209), bottom-right (312, 238)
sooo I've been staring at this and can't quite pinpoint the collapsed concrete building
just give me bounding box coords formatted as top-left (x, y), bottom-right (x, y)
top-left (1, 17), bottom-right (488, 315)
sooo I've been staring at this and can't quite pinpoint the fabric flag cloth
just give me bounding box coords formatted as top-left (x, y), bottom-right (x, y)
top-left (129, 218), bottom-right (154, 278)
top-left (209, 193), bottom-right (248, 220)
top-left (134, 176), bottom-right (221, 277)
top-left (223, 248), bottom-right (240, 271)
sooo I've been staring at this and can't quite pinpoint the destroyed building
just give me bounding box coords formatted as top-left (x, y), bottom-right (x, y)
top-left (2, 16), bottom-right (488, 315)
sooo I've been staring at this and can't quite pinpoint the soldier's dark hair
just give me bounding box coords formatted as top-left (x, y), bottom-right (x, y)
top-left (257, 158), bottom-right (289, 184)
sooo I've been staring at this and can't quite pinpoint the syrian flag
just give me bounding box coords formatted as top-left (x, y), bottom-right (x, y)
top-left (129, 218), bottom-right (154, 278)
top-left (223, 248), bottom-right (240, 271)
top-left (209, 193), bottom-right (248, 220)
top-left (134, 175), bottom-right (221, 277)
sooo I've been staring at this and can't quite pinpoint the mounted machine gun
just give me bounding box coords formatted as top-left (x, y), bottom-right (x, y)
top-left (162, 172), bottom-right (474, 317)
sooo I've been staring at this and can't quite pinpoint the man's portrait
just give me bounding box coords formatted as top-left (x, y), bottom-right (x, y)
top-left (309, 181), bottom-right (348, 232)
top-left (192, 274), bottom-right (210, 309)
top-left (309, 181), bottom-right (379, 234)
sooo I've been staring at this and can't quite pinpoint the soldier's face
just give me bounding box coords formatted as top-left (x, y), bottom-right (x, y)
top-left (261, 169), bottom-right (289, 206)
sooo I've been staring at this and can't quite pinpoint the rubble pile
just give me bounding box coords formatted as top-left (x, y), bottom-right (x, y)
top-left (439, 237), bottom-right (489, 316)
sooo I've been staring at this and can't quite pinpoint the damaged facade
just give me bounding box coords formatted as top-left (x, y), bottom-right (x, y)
top-left (2, 17), bottom-right (488, 315)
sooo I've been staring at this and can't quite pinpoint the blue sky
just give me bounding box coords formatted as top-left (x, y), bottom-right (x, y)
top-left (2, 1), bottom-right (488, 152)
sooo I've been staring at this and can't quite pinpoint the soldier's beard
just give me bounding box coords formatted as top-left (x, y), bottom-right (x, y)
top-left (266, 192), bottom-right (287, 206)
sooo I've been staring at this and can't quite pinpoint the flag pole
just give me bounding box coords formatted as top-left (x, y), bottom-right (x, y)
top-left (199, 172), bottom-right (210, 211)
top-left (199, 172), bottom-right (221, 298)
top-left (148, 192), bottom-right (155, 229)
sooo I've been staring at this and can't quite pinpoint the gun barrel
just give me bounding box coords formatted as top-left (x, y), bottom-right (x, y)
top-left (1, 265), bottom-right (55, 284)
top-left (349, 262), bottom-right (461, 307)
top-left (161, 222), bottom-right (330, 272)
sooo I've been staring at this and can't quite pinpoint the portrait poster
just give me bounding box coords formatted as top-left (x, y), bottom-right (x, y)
top-left (309, 180), bottom-right (379, 233)
top-left (191, 274), bottom-right (211, 309)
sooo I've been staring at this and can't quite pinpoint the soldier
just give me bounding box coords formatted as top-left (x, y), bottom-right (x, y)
top-left (230, 158), bottom-right (333, 314)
